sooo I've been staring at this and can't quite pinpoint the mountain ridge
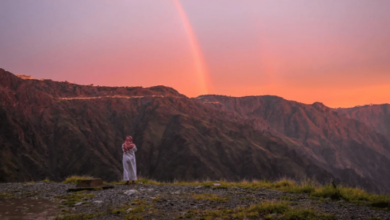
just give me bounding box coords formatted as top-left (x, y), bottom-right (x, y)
top-left (198, 95), bottom-right (390, 192)
top-left (0, 68), bottom-right (389, 192)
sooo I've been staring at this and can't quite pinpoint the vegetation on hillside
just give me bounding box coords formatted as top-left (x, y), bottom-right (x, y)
top-left (61, 176), bottom-right (390, 211)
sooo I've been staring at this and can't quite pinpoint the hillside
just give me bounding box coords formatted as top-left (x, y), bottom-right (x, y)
top-left (2, 68), bottom-right (390, 192)
top-left (336, 104), bottom-right (390, 139)
top-left (197, 95), bottom-right (390, 192)
top-left (0, 69), bottom-right (334, 186)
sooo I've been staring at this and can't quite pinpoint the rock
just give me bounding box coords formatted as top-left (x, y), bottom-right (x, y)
top-left (194, 186), bottom-right (202, 189)
top-left (124, 189), bottom-right (140, 196)
top-left (93, 200), bottom-right (103, 205)
top-left (126, 208), bottom-right (133, 213)
top-left (74, 202), bottom-right (83, 206)
top-left (213, 183), bottom-right (221, 186)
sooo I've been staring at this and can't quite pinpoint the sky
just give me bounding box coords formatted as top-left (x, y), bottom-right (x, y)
top-left (1, 0), bottom-right (390, 108)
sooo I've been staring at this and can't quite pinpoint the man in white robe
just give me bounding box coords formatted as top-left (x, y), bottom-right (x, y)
top-left (122, 136), bottom-right (137, 184)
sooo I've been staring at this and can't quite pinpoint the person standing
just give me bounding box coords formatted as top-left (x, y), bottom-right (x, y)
top-left (122, 136), bottom-right (137, 185)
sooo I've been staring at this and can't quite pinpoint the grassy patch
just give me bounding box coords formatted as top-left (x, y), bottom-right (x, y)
top-left (184, 209), bottom-right (200, 218)
top-left (172, 178), bottom-right (316, 193)
top-left (43, 178), bottom-right (55, 183)
top-left (61, 175), bottom-right (390, 211)
top-left (109, 199), bottom-right (154, 220)
top-left (0, 192), bottom-right (14, 199)
top-left (110, 177), bottom-right (161, 185)
top-left (62, 176), bottom-right (94, 184)
top-left (56, 192), bottom-right (94, 207)
top-left (278, 196), bottom-right (296, 201)
top-left (184, 201), bottom-right (335, 220)
top-left (311, 184), bottom-right (390, 210)
top-left (239, 196), bottom-right (256, 202)
top-left (191, 193), bottom-right (230, 202)
top-left (173, 179), bottom-right (390, 210)
top-left (282, 209), bottom-right (336, 220)
top-left (55, 212), bottom-right (104, 220)
top-left (136, 178), bottom-right (161, 185)
top-left (124, 215), bottom-right (144, 220)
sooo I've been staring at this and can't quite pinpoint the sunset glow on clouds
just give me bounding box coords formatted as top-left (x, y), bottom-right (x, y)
top-left (1, 0), bottom-right (389, 107)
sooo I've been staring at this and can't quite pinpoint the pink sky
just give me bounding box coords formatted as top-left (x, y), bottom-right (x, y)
top-left (1, 0), bottom-right (389, 107)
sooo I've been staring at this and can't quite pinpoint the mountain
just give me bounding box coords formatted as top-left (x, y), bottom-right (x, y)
top-left (0, 69), bottom-right (336, 186)
top-left (336, 104), bottom-right (390, 139)
top-left (2, 68), bottom-right (390, 192)
top-left (197, 95), bottom-right (390, 192)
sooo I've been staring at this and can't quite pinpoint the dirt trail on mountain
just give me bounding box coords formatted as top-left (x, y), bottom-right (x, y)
top-left (58, 95), bottom-right (165, 101)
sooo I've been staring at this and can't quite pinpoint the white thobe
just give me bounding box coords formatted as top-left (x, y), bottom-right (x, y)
top-left (122, 144), bottom-right (137, 181)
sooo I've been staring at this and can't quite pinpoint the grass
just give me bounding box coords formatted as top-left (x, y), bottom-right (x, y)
top-left (61, 175), bottom-right (390, 211)
top-left (55, 213), bottom-right (104, 220)
top-left (43, 178), bottom-right (55, 183)
top-left (62, 176), bottom-right (94, 184)
top-left (311, 184), bottom-right (390, 210)
top-left (110, 199), bottom-right (151, 220)
top-left (0, 192), bottom-right (14, 199)
top-left (56, 192), bottom-right (94, 207)
top-left (110, 177), bottom-right (161, 185)
top-left (191, 193), bottom-right (230, 202)
top-left (178, 201), bottom-right (335, 220)
top-left (278, 196), bottom-right (297, 201)
top-left (171, 178), bottom-right (390, 210)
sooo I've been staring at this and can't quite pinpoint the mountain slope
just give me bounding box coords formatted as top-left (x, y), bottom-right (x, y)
top-left (0, 69), bottom-right (334, 185)
top-left (197, 95), bottom-right (390, 192)
top-left (336, 104), bottom-right (390, 139)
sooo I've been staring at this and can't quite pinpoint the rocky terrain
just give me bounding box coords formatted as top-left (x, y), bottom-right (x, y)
top-left (1, 68), bottom-right (390, 193)
top-left (1, 181), bottom-right (390, 220)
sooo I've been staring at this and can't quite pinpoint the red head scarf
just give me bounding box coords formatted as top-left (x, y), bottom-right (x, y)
top-left (123, 136), bottom-right (135, 153)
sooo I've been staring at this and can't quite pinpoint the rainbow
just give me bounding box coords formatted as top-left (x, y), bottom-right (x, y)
top-left (173, 0), bottom-right (209, 95)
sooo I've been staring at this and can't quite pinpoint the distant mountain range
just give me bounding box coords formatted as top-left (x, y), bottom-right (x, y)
top-left (1, 68), bottom-right (389, 192)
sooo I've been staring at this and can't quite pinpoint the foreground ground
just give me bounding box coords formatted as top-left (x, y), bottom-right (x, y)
top-left (0, 179), bottom-right (389, 220)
